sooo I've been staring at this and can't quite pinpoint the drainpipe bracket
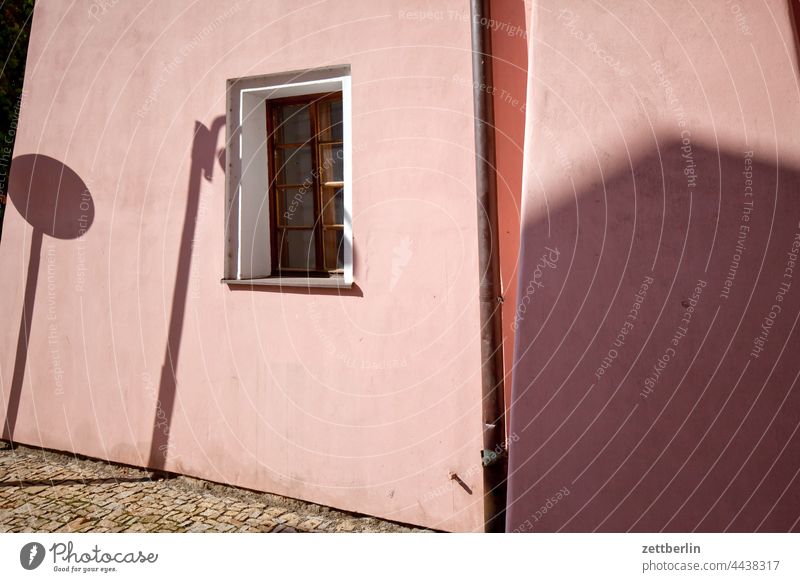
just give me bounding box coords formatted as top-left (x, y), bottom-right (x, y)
top-left (482, 447), bottom-right (508, 468)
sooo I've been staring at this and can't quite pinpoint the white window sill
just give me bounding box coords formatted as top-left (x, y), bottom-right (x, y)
top-left (221, 277), bottom-right (352, 289)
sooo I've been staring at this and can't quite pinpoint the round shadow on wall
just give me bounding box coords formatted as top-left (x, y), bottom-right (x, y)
top-left (7, 153), bottom-right (94, 239)
top-left (3, 154), bottom-right (94, 442)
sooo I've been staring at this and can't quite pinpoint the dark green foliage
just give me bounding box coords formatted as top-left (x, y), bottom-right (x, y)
top-left (0, 0), bottom-right (35, 239)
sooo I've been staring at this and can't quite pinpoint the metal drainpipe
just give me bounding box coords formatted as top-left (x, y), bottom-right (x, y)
top-left (470, 0), bottom-right (508, 533)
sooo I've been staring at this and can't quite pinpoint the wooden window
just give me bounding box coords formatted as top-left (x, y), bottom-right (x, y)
top-left (224, 69), bottom-right (352, 286)
top-left (267, 92), bottom-right (344, 276)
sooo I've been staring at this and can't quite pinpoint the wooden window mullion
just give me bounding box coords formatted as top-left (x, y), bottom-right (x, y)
top-left (266, 103), bottom-right (279, 273)
top-left (309, 100), bottom-right (325, 273)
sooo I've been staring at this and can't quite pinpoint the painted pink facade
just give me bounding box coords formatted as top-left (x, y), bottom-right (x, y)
top-left (507, 0), bottom-right (800, 531)
top-left (5, 0), bottom-right (800, 533)
top-left (0, 0), bottom-right (514, 532)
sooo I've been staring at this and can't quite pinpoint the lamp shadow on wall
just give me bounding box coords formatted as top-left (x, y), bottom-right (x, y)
top-left (148, 115), bottom-right (363, 469)
top-left (2, 154), bottom-right (94, 442)
top-left (508, 138), bottom-right (800, 532)
top-left (147, 117), bottom-right (226, 469)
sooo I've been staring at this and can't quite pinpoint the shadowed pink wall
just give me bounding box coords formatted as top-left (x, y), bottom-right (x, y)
top-left (508, 0), bottom-right (800, 531)
top-left (0, 0), bottom-right (488, 531)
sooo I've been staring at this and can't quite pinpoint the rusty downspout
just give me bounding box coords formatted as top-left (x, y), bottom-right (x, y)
top-left (470, 0), bottom-right (508, 533)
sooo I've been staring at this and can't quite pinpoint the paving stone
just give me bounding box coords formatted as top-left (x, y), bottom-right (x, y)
top-left (140, 515), bottom-right (160, 524)
top-left (22, 486), bottom-right (48, 495)
top-left (63, 517), bottom-right (88, 531)
top-left (299, 518), bottom-right (323, 530)
top-left (263, 507), bottom-right (286, 519)
top-left (279, 512), bottom-right (302, 527)
top-left (337, 520), bottom-right (358, 532)
top-left (246, 507), bottom-right (265, 519)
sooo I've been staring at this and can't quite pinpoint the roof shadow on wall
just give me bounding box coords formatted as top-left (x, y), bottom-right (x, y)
top-left (2, 155), bottom-right (94, 442)
top-left (507, 137), bottom-right (800, 532)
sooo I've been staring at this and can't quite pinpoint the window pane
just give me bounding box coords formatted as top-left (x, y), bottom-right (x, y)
top-left (278, 229), bottom-right (316, 270)
top-left (279, 187), bottom-right (315, 227)
top-left (317, 99), bottom-right (343, 142)
top-left (319, 144), bottom-right (344, 183)
top-left (323, 228), bottom-right (344, 271)
top-left (276, 146), bottom-right (313, 185)
top-left (322, 187), bottom-right (343, 225)
top-left (275, 104), bottom-right (311, 144)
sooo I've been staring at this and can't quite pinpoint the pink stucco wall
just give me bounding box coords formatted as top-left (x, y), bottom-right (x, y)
top-left (0, 0), bottom-right (488, 531)
top-left (508, 0), bottom-right (800, 531)
top-left (491, 0), bottom-right (527, 406)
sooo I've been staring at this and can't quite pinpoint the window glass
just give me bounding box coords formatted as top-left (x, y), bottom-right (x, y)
top-left (319, 144), bottom-right (344, 183)
top-left (318, 99), bottom-right (343, 142)
top-left (321, 187), bottom-right (343, 225)
top-left (276, 146), bottom-right (313, 185)
top-left (276, 104), bottom-right (311, 144)
top-left (323, 229), bottom-right (344, 271)
top-left (279, 229), bottom-right (316, 270)
top-left (279, 187), bottom-right (315, 227)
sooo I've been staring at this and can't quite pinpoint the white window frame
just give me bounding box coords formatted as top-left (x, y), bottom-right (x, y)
top-left (223, 66), bottom-right (353, 288)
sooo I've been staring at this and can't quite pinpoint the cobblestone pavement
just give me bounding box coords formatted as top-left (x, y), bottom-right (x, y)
top-left (0, 442), bottom-right (424, 533)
